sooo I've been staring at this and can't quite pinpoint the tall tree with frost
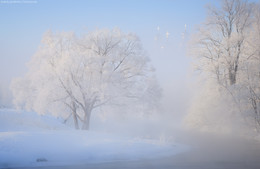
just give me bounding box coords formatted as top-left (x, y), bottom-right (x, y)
top-left (186, 0), bottom-right (260, 132)
top-left (192, 0), bottom-right (253, 86)
top-left (241, 4), bottom-right (260, 128)
top-left (11, 28), bottom-right (161, 130)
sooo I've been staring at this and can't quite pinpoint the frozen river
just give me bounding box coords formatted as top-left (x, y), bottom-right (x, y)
top-left (14, 133), bottom-right (260, 169)
top-left (14, 152), bottom-right (260, 169)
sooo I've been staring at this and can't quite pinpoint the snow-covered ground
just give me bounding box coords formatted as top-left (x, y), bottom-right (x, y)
top-left (0, 109), bottom-right (188, 168)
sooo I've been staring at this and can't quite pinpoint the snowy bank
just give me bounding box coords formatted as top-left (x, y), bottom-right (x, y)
top-left (0, 109), bottom-right (189, 168)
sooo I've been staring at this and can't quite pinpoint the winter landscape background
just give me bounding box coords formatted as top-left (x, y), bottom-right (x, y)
top-left (1, 0), bottom-right (260, 169)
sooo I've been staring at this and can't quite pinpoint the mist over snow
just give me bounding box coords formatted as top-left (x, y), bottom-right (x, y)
top-left (0, 109), bottom-right (189, 168)
top-left (1, 0), bottom-right (260, 169)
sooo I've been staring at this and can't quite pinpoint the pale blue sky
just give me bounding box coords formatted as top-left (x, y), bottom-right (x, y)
top-left (1, 0), bottom-right (227, 111)
top-left (0, 0), bottom-right (214, 82)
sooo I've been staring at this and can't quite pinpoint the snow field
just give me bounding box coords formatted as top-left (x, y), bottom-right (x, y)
top-left (0, 109), bottom-right (189, 168)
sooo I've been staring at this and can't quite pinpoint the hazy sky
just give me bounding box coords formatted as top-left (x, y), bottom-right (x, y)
top-left (0, 0), bottom-right (221, 111)
top-left (0, 0), bottom-right (214, 81)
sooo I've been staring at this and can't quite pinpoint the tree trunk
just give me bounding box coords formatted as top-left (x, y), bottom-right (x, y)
top-left (81, 100), bottom-right (95, 130)
top-left (82, 110), bottom-right (91, 130)
top-left (72, 111), bottom-right (79, 130)
top-left (229, 69), bottom-right (236, 85)
top-left (72, 102), bottom-right (79, 130)
top-left (251, 97), bottom-right (260, 127)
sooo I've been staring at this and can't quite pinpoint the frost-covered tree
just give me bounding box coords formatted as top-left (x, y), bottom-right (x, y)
top-left (11, 28), bottom-right (161, 130)
top-left (186, 0), bottom-right (260, 134)
top-left (240, 4), bottom-right (260, 128)
top-left (192, 0), bottom-right (253, 86)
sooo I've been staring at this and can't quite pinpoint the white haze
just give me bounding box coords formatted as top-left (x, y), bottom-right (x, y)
top-left (1, 1), bottom-right (260, 169)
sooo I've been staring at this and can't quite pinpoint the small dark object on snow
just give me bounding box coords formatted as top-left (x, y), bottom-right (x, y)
top-left (36, 158), bottom-right (47, 162)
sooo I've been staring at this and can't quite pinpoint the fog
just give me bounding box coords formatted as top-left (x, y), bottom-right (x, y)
top-left (1, 0), bottom-right (260, 169)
